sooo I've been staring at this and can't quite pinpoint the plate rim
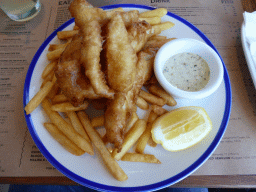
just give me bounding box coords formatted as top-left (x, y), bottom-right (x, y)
top-left (23, 3), bottom-right (232, 192)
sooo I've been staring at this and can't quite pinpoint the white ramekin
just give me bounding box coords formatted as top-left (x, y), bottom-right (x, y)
top-left (154, 38), bottom-right (224, 99)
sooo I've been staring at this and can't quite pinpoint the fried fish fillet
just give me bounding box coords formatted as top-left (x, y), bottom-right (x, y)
top-left (125, 51), bottom-right (155, 113)
top-left (69, 0), bottom-right (139, 27)
top-left (104, 39), bottom-right (165, 150)
top-left (118, 10), bottom-right (140, 27)
top-left (104, 13), bottom-right (138, 149)
top-left (69, 0), bottom-right (114, 99)
top-left (102, 10), bottom-right (139, 27)
top-left (104, 93), bottom-right (127, 150)
top-left (69, 0), bottom-right (101, 22)
top-left (106, 12), bottom-right (137, 93)
top-left (127, 20), bottom-right (161, 53)
top-left (55, 34), bottom-right (100, 106)
top-left (101, 10), bottom-right (140, 39)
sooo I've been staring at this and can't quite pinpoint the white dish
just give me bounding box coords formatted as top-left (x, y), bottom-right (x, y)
top-left (23, 4), bottom-right (232, 192)
top-left (154, 38), bottom-right (224, 99)
top-left (241, 22), bottom-right (256, 89)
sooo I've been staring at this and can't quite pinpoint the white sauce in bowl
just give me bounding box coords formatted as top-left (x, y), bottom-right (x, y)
top-left (163, 52), bottom-right (210, 92)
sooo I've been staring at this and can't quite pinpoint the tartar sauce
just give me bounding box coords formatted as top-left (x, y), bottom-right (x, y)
top-left (163, 52), bottom-right (210, 92)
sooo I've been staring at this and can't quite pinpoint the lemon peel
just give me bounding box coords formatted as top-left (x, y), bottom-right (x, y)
top-left (151, 106), bottom-right (212, 152)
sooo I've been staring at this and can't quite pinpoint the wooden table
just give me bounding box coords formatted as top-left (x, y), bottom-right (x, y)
top-left (1, 0), bottom-right (256, 188)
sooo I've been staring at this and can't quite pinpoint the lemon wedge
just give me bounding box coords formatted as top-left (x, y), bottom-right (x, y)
top-left (151, 106), bottom-right (212, 152)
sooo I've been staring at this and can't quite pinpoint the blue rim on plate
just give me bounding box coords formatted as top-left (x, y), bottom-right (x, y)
top-left (23, 4), bottom-right (232, 192)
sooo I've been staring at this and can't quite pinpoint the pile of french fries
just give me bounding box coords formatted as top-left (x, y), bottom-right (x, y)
top-left (24, 8), bottom-right (176, 181)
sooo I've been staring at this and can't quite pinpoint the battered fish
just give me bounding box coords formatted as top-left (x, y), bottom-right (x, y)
top-left (104, 39), bottom-right (164, 149)
top-left (127, 20), bottom-right (161, 53)
top-left (55, 34), bottom-right (100, 106)
top-left (118, 10), bottom-right (140, 28)
top-left (106, 12), bottom-right (137, 93)
top-left (104, 93), bottom-right (127, 150)
top-left (104, 13), bottom-right (138, 149)
top-left (102, 10), bottom-right (139, 27)
top-left (69, 0), bottom-right (115, 99)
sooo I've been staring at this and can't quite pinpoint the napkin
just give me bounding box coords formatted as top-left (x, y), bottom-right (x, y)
top-left (243, 11), bottom-right (256, 66)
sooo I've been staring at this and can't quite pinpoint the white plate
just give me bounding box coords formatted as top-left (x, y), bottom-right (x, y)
top-left (241, 22), bottom-right (256, 89)
top-left (23, 4), bottom-right (232, 191)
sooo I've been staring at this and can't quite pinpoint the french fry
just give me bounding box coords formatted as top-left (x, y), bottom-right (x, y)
top-left (51, 94), bottom-right (68, 104)
top-left (151, 105), bottom-right (168, 116)
top-left (139, 8), bottom-right (167, 18)
top-left (153, 21), bottom-right (175, 32)
top-left (65, 117), bottom-right (72, 125)
top-left (148, 35), bottom-right (167, 41)
top-left (25, 77), bottom-right (56, 115)
top-left (139, 17), bottom-right (161, 25)
top-left (42, 61), bottom-right (57, 79)
top-left (41, 99), bottom-right (94, 155)
top-left (91, 115), bottom-right (104, 128)
top-left (139, 90), bottom-right (166, 106)
top-left (77, 111), bottom-right (128, 181)
top-left (126, 111), bottom-right (139, 132)
top-left (51, 102), bottom-right (88, 112)
top-left (112, 119), bottom-right (147, 161)
top-left (135, 122), bottom-right (154, 154)
top-left (145, 38), bottom-right (176, 49)
top-left (41, 70), bottom-right (54, 88)
top-left (57, 30), bottom-right (79, 40)
top-left (46, 47), bottom-right (65, 61)
top-left (136, 110), bottom-right (158, 153)
top-left (148, 84), bottom-right (177, 106)
top-left (48, 43), bottom-right (68, 51)
top-left (147, 110), bottom-right (158, 123)
top-left (66, 111), bottom-right (90, 143)
top-left (44, 123), bottom-right (85, 156)
top-left (121, 153), bottom-right (161, 164)
top-left (146, 38), bottom-right (168, 47)
top-left (136, 96), bottom-right (149, 110)
top-left (145, 37), bottom-right (168, 48)
top-left (148, 135), bottom-right (158, 147)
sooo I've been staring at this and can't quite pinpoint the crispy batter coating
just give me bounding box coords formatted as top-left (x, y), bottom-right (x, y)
top-left (55, 35), bottom-right (101, 106)
top-left (104, 39), bottom-right (168, 149)
top-left (69, 0), bottom-right (115, 99)
top-left (69, 0), bottom-right (101, 22)
top-left (80, 20), bottom-right (114, 98)
top-left (119, 10), bottom-right (140, 27)
top-left (102, 10), bottom-right (139, 27)
top-left (127, 20), bottom-right (161, 53)
top-left (104, 93), bottom-right (127, 150)
top-left (106, 13), bottom-right (137, 93)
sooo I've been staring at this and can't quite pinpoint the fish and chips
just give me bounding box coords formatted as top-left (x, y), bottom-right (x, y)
top-left (25, 0), bottom-right (177, 181)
